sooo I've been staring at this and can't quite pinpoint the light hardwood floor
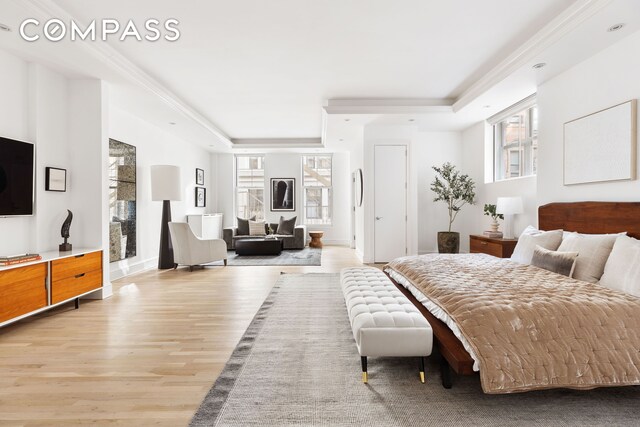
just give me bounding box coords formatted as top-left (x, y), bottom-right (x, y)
top-left (0, 246), bottom-right (363, 426)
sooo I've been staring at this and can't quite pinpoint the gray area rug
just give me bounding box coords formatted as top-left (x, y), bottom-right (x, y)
top-left (191, 273), bottom-right (640, 426)
top-left (220, 247), bottom-right (321, 266)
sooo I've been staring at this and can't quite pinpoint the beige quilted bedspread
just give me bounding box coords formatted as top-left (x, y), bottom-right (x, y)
top-left (386, 254), bottom-right (640, 394)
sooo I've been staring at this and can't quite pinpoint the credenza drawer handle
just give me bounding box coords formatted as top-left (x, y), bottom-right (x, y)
top-left (75, 254), bottom-right (85, 258)
top-left (480, 242), bottom-right (488, 245)
top-left (75, 273), bottom-right (86, 279)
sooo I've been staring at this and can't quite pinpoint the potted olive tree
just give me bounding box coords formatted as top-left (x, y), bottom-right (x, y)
top-left (431, 162), bottom-right (476, 253)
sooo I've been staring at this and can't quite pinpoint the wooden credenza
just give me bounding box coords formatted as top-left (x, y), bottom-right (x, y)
top-left (0, 249), bottom-right (103, 327)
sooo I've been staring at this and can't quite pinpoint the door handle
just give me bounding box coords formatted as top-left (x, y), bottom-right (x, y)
top-left (375, 217), bottom-right (383, 220)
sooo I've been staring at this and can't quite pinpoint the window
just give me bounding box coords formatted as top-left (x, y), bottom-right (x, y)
top-left (302, 155), bottom-right (332, 225)
top-left (493, 99), bottom-right (538, 181)
top-left (235, 155), bottom-right (264, 221)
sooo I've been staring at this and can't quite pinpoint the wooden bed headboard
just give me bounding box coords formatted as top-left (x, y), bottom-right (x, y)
top-left (539, 202), bottom-right (640, 239)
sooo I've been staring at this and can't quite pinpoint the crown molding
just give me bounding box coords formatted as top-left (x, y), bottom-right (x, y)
top-left (452, 0), bottom-right (613, 112)
top-left (323, 98), bottom-right (453, 115)
top-left (22, 0), bottom-right (233, 149)
top-left (231, 138), bottom-right (322, 148)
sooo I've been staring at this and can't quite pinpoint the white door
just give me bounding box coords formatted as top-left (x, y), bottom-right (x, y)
top-left (374, 145), bottom-right (407, 262)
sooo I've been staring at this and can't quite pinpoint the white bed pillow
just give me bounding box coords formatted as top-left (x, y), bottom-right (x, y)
top-left (511, 229), bottom-right (563, 265)
top-left (599, 235), bottom-right (640, 297)
top-left (557, 232), bottom-right (623, 283)
top-left (520, 225), bottom-right (543, 236)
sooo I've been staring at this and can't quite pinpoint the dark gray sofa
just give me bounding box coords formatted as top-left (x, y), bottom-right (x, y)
top-left (223, 223), bottom-right (307, 250)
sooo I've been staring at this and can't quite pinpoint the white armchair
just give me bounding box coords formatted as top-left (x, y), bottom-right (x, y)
top-left (168, 222), bottom-right (228, 271)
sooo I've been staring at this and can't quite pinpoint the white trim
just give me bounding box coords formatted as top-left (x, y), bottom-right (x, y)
top-left (322, 240), bottom-right (350, 246)
top-left (453, 0), bottom-right (612, 112)
top-left (109, 257), bottom-right (158, 281)
top-left (324, 98), bottom-right (453, 115)
top-left (487, 94), bottom-right (537, 125)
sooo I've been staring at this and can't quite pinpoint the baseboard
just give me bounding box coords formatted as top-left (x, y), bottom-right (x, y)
top-left (355, 248), bottom-right (364, 263)
top-left (110, 257), bottom-right (158, 281)
top-left (323, 239), bottom-right (350, 246)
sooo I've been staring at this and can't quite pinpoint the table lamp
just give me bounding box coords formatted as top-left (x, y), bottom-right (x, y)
top-left (151, 165), bottom-right (182, 269)
top-left (496, 196), bottom-right (523, 239)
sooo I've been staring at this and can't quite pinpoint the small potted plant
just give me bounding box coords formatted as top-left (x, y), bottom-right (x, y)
top-left (483, 204), bottom-right (504, 233)
top-left (431, 162), bottom-right (476, 253)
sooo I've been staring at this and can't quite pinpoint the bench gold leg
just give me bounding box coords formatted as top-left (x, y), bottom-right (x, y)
top-left (361, 356), bottom-right (368, 383)
top-left (419, 357), bottom-right (426, 383)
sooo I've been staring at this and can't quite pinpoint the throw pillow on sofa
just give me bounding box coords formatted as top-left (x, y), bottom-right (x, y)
top-left (276, 216), bottom-right (297, 235)
top-left (237, 216), bottom-right (256, 235)
top-left (249, 220), bottom-right (266, 236)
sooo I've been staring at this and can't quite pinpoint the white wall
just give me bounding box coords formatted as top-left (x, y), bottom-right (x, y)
top-left (414, 131), bottom-right (464, 254)
top-left (108, 107), bottom-right (212, 279)
top-left (68, 79), bottom-right (111, 298)
top-left (537, 30), bottom-right (640, 205)
top-left (0, 51), bottom-right (103, 255)
top-left (357, 126), bottom-right (466, 259)
top-left (27, 64), bottom-right (73, 253)
top-left (214, 151), bottom-right (352, 245)
top-left (0, 49), bottom-right (112, 296)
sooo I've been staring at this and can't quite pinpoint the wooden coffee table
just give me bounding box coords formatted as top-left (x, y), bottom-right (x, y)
top-left (235, 238), bottom-right (283, 256)
top-left (309, 231), bottom-right (324, 248)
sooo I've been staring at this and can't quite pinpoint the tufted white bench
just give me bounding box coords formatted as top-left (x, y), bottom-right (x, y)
top-left (341, 267), bottom-right (433, 383)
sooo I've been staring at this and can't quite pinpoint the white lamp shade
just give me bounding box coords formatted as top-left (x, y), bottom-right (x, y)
top-left (496, 196), bottom-right (523, 215)
top-left (151, 165), bottom-right (182, 201)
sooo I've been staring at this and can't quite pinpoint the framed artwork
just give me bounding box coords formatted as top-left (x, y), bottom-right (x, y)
top-left (45, 167), bottom-right (67, 192)
top-left (196, 168), bottom-right (205, 185)
top-left (564, 100), bottom-right (637, 185)
top-left (195, 187), bottom-right (206, 207)
top-left (271, 178), bottom-right (295, 211)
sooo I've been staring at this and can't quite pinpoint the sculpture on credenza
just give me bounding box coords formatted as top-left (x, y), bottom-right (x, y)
top-left (59, 209), bottom-right (73, 252)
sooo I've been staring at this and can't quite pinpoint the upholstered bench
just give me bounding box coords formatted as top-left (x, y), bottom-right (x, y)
top-left (340, 267), bottom-right (433, 383)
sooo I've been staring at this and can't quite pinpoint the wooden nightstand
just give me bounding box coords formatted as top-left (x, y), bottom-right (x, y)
top-left (470, 235), bottom-right (518, 258)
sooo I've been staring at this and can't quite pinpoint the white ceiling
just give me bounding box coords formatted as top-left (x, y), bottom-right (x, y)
top-left (0, 0), bottom-right (638, 153)
top-left (50, 0), bottom-right (570, 139)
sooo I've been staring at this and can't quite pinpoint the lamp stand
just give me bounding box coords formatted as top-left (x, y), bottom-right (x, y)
top-left (503, 214), bottom-right (515, 239)
top-left (158, 200), bottom-right (175, 269)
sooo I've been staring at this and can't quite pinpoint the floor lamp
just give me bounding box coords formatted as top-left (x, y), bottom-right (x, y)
top-left (151, 165), bottom-right (182, 269)
top-left (496, 196), bottom-right (523, 240)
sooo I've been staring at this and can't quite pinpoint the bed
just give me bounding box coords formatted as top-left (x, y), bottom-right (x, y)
top-left (383, 202), bottom-right (640, 394)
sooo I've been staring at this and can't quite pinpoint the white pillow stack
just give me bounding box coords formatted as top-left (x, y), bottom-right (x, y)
top-left (599, 235), bottom-right (640, 297)
top-left (557, 232), bottom-right (622, 283)
top-left (510, 227), bottom-right (564, 265)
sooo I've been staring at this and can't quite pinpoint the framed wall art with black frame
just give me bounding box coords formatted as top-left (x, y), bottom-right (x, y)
top-left (195, 186), bottom-right (206, 207)
top-left (45, 167), bottom-right (67, 192)
top-left (196, 168), bottom-right (205, 186)
top-left (270, 178), bottom-right (295, 211)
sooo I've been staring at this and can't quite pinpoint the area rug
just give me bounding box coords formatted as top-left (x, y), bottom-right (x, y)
top-left (219, 247), bottom-right (321, 266)
top-left (191, 273), bottom-right (640, 426)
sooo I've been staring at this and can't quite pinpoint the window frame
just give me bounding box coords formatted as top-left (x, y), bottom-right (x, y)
top-left (490, 95), bottom-right (538, 182)
top-left (301, 154), bottom-right (333, 226)
top-left (234, 154), bottom-right (265, 221)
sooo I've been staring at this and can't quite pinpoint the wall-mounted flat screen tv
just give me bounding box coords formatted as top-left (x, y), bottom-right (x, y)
top-left (0, 136), bottom-right (35, 216)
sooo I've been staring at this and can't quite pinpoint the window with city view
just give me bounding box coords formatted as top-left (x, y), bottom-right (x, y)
top-left (493, 102), bottom-right (538, 181)
top-left (302, 155), bottom-right (332, 225)
top-left (236, 155), bottom-right (265, 221)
